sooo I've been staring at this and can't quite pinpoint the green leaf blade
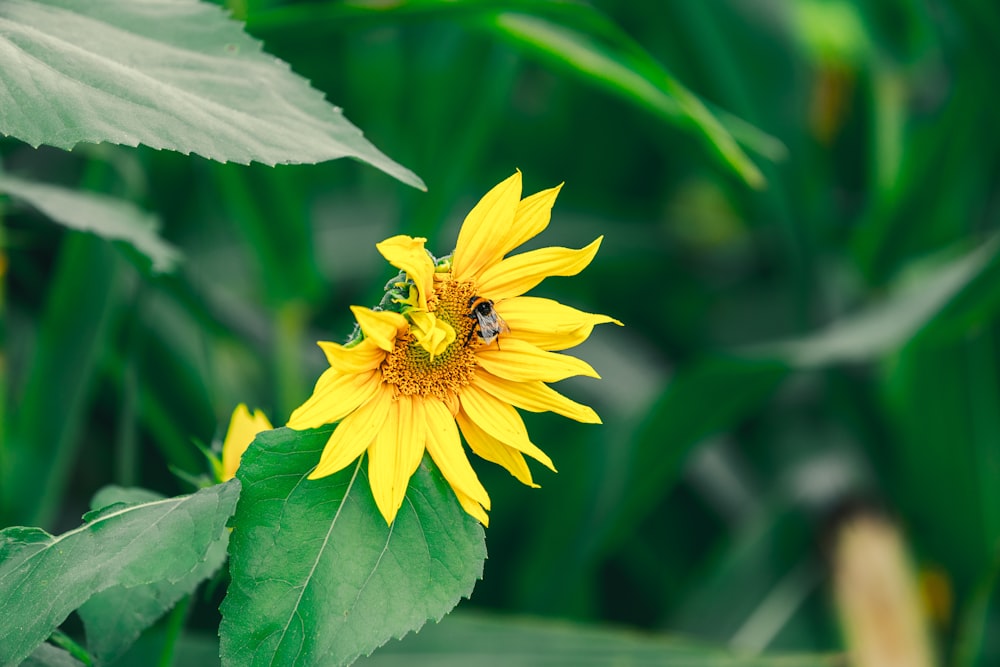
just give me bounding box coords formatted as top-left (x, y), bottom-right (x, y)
top-left (221, 427), bottom-right (486, 667)
top-left (0, 481), bottom-right (240, 666)
top-left (0, 175), bottom-right (180, 273)
top-left (0, 0), bottom-right (424, 189)
top-left (77, 486), bottom-right (231, 664)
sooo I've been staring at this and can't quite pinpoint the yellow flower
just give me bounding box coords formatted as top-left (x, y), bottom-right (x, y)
top-left (221, 404), bottom-right (273, 481)
top-left (288, 171), bottom-right (621, 525)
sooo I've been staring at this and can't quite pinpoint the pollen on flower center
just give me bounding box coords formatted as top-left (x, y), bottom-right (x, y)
top-left (382, 278), bottom-right (480, 399)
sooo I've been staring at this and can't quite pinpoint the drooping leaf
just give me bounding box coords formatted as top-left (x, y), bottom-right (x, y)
top-left (353, 611), bottom-right (842, 666)
top-left (77, 486), bottom-right (231, 664)
top-left (0, 0), bottom-right (424, 189)
top-left (220, 427), bottom-right (486, 667)
top-left (0, 174), bottom-right (180, 273)
top-left (486, 11), bottom-right (766, 189)
top-left (0, 481), bottom-right (239, 666)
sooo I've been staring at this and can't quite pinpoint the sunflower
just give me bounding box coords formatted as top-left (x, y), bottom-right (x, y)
top-left (287, 171), bottom-right (620, 525)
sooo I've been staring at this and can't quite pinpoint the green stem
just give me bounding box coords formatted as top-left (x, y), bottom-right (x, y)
top-left (49, 630), bottom-right (95, 666)
top-left (158, 594), bottom-right (192, 667)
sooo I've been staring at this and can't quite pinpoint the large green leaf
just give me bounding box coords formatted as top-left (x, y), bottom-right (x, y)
top-left (354, 612), bottom-right (842, 666)
top-left (220, 427), bottom-right (486, 667)
top-left (0, 481), bottom-right (239, 666)
top-left (0, 174), bottom-right (180, 272)
top-left (0, 0), bottom-right (424, 189)
top-left (77, 486), bottom-right (231, 664)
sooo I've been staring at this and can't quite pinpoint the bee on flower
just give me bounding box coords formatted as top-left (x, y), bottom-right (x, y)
top-left (287, 171), bottom-right (621, 525)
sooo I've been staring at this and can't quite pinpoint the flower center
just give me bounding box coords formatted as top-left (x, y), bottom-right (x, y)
top-left (382, 278), bottom-right (480, 400)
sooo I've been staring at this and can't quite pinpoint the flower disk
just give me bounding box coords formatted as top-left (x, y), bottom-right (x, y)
top-left (287, 171), bottom-right (622, 526)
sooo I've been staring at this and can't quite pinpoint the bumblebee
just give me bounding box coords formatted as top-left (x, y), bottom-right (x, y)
top-left (466, 296), bottom-right (510, 346)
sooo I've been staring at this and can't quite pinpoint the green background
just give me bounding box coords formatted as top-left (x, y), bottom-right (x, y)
top-left (3, 0), bottom-right (999, 663)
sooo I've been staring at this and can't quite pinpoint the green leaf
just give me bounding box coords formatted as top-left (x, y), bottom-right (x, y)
top-left (0, 481), bottom-right (240, 666)
top-left (486, 11), bottom-right (766, 189)
top-left (354, 611), bottom-right (841, 666)
top-left (746, 235), bottom-right (1000, 367)
top-left (0, 174), bottom-right (180, 273)
top-left (0, 0), bottom-right (424, 189)
top-left (220, 427), bottom-right (486, 667)
top-left (77, 486), bottom-right (231, 664)
top-left (248, 0), bottom-right (775, 186)
top-left (21, 643), bottom-right (85, 667)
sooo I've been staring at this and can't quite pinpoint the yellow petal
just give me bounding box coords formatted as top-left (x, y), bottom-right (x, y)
top-left (459, 384), bottom-right (555, 471)
top-left (473, 369), bottom-right (601, 424)
top-left (496, 183), bottom-right (563, 259)
top-left (351, 306), bottom-right (407, 351)
top-left (368, 395), bottom-right (426, 525)
top-left (495, 296), bottom-right (622, 351)
top-left (287, 368), bottom-right (381, 429)
top-left (422, 397), bottom-right (491, 511)
top-left (318, 337), bottom-right (386, 374)
top-left (456, 410), bottom-right (537, 487)
top-left (376, 235), bottom-right (434, 310)
top-left (309, 388), bottom-right (392, 479)
top-left (453, 487), bottom-right (490, 526)
top-left (408, 310), bottom-right (457, 358)
top-left (476, 237), bottom-right (603, 302)
top-left (452, 171), bottom-right (522, 282)
top-left (221, 404), bottom-right (273, 481)
top-left (475, 337), bottom-right (600, 383)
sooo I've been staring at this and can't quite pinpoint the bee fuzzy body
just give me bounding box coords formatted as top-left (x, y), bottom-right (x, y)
top-left (466, 296), bottom-right (510, 346)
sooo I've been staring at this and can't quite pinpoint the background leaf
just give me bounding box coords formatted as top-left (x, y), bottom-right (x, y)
top-left (220, 427), bottom-right (486, 667)
top-left (77, 485), bottom-right (231, 664)
top-left (0, 174), bottom-right (180, 272)
top-left (0, 481), bottom-right (239, 666)
top-left (0, 0), bottom-right (423, 188)
top-left (354, 611), bottom-right (842, 666)
top-left (20, 643), bottom-right (85, 667)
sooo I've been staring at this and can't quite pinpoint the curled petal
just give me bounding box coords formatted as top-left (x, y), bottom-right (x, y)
top-left (318, 337), bottom-right (386, 374)
top-left (351, 306), bottom-right (407, 351)
top-left (308, 388), bottom-right (393, 479)
top-left (456, 410), bottom-right (537, 487)
top-left (409, 310), bottom-right (457, 358)
top-left (476, 237), bottom-right (603, 302)
top-left (376, 235), bottom-right (434, 310)
top-left (422, 397), bottom-right (491, 512)
top-left (452, 171), bottom-right (522, 282)
top-left (476, 337), bottom-right (600, 383)
top-left (287, 368), bottom-right (381, 429)
top-left (459, 384), bottom-right (555, 472)
top-left (474, 369), bottom-right (601, 424)
top-left (368, 395), bottom-right (426, 524)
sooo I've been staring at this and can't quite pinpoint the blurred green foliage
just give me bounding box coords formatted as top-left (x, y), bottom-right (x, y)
top-left (3, 0), bottom-right (1000, 663)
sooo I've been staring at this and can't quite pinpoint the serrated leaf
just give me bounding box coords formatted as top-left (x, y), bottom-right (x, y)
top-left (0, 174), bottom-right (180, 273)
top-left (0, 0), bottom-right (424, 189)
top-left (220, 427), bottom-right (486, 667)
top-left (77, 486), bottom-right (231, 664)
top-left (0, 481), bottom-right (240, 666)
